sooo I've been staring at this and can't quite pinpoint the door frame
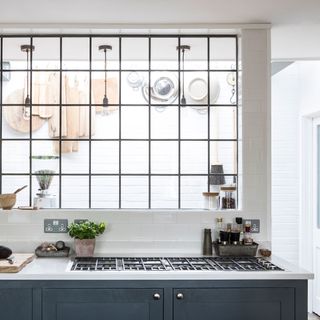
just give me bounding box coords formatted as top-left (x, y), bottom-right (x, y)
top-left (300, 113), bottom-right (320, 313)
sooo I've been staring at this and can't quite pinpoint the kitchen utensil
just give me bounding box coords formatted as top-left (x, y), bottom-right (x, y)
top-left (0, 185), bottom-right (28, 210)
top-left (0, 253), bottom-right (34, 273)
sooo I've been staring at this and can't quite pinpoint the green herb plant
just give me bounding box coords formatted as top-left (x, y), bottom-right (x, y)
top-left (68, 221), bottom-right (106, 240)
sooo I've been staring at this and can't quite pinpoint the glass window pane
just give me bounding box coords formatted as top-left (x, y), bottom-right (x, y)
top-left (181, 106), bottom-right (208, 139)
top-left (183, 71), bottom-right (208, 105)
top-left (210, 107), bottom-right (237, 140)
top-left (150, 71), bottom-right (178, 105)
top-left (61, 176), bottom-right (89, 208)
top-left (210, 141), bottom-right (237, 175)
top-left (91, 141), bottom-right (119, 174)
top-left (1, 106), bottom-right (47, 138)
top-left (122, 71), bottom-right (148, 105)
top-left (33, 37), bottom-right (60, 70)
top-left (151, 38), bottom-right (178, 70)
top-left (181, 141), bottom-right (208, 174)
top-left (121, 106), bottom-right (148, 139)
top-left (3, 37), bottom-right (30, 69)
top-left (180, 38), bottom-right (207, 70)
top-left (121, 141), bottom-right (148, 174)
top-left (121, 38), bottom-right (148, 70)
top-left (94, 110), bottom-right (119, 139)
top-left (210, 71), bottom-right (237, 105)
top-left (62, 72), bottom-right (89, 104)
top-left (121, 176), bottom-right (148, 208)
top-left (181, 176), bottom-right (207, 209)
top-left (2, 176), bottom-right (30, 207)
top-left (92, 37), bottom-right (119, 70)
top-left (91, 176), bottom-right (119, 208)
top-left (32, 175), bottom-right (59, 208)
top-left (62, 37), bottom-right (89, 70)
top-left (32, 141), bottom-right (59, 173)
top-left (92, 71), bottom-right (119, 106)
top-left (151, 106), bottom-right (178, 139)
top-left (2, 141), bottom-right (29, 173)
top-left (210, 37), bottom-right (236, 70)
top-left (32, 71), bottom-right (60, 105)
top-left (151, 176), bottom-right (178, 208)
top-left (151, 141), bottom-right (178, 174)
top-left (61, 141), bottom-right (89, 173)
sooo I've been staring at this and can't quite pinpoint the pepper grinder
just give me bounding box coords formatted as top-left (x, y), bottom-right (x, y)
top-left (203, 228), bottom-right (213, 255)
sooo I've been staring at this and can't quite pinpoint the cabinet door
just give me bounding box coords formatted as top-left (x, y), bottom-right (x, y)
top-left (43, 288), bottom-right (163, 320)
top-left (0, 288), bottom-right (33, 320)
top-left (173, 288), bottom-right (295, 320)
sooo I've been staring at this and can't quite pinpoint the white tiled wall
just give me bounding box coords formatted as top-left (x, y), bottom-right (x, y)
top-left (0, 28), bottom-right (271, 254)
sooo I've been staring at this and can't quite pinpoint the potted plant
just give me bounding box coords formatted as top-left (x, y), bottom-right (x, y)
top-left (68, 221), bottom-right (106, 257)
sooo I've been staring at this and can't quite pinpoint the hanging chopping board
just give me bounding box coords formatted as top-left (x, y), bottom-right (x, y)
top-left (92, 78), bottom-right (119, 113)
top-left (4, 89), bottom-right (46, 133)
top-left (0, 253), bottom-right (35, 273)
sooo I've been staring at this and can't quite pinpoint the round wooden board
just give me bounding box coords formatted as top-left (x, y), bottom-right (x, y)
top-left (3, 89), bottom-right (45, 133)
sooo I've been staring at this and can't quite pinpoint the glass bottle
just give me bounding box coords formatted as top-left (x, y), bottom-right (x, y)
top-left (243, 221), bottom-right (253, 245)
top-left (215, 217), bottom-right (223, 243)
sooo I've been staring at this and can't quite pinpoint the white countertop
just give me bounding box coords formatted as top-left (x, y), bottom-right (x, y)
top-left (0, 254), bottom-right (314, 280)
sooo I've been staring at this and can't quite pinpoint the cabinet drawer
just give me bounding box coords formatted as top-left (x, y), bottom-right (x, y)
top-left (43, 288), bottom-right (163, 320)
top-left (173, 288), bottom-right (295, 320)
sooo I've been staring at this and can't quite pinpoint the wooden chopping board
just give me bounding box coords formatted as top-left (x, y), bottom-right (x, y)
top-left (0, 253), bottom-right (35, 273)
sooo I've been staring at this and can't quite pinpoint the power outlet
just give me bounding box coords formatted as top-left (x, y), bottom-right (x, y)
top-left (44, 219), bottom-right (68, 233)
top-left (244, 219), bottom-right (260, 233)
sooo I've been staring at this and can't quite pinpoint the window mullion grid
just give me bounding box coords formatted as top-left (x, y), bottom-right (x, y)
top-left (89, 36), bottom-right (92, 208)
top-left (148, 36), bottom-right (151, 209)
top-left (0, 36), bottom-right (3, 194)
top-left (118, 37), bottom-right (122, 209)
top-left (178, 37), bottom-right (181, 209)
top-left (59, 37), bottom-right (63, 208)
top-left (236, 35), bottom-right (239, 206)
top-left (29, 36), bottom-right (33, 206)
top-left (207, 36), bottom-right (211, 193)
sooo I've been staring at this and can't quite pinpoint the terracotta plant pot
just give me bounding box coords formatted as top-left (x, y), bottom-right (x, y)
top-left (74, 238), bottom-right (96, 257)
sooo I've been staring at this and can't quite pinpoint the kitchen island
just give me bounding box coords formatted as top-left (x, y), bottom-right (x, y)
top-left (0, 255), bottom-right (313, 320)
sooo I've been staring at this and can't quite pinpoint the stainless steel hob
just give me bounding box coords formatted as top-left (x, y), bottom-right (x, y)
top-left (70, 257), bottom-right (283, 272)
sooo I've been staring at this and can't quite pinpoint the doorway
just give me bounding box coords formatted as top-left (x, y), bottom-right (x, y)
top-left (312, 117), bottom-right (320, 316)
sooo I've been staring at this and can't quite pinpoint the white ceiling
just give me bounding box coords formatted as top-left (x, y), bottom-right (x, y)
top-left (1, 0), bottom-right (320, 59)
top-left (0, 0), bottom-right (319, 25)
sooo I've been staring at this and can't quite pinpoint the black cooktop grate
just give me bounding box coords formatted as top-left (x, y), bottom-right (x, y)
top-left (70, 257), bottom-right (284, 272)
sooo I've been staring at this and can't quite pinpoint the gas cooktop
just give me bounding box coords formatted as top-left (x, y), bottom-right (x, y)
top-left (70, 257), bottom-right (284, 272)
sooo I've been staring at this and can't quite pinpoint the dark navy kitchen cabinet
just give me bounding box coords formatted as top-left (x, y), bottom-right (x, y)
top-left (0, 280), bottom-right (308, 320)
top-left (42, 288), bottom-right (164, 320)
top-left (0, 288), bottom-right (33, 320)
top-left (173, 288), bottom-right (295, 320)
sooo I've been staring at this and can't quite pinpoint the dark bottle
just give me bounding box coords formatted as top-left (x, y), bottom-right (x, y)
top-left (203, 228), bottom-right (213, 255)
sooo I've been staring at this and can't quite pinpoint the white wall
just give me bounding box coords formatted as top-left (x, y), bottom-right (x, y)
top-left (0, 28), bottom-right (271, 254)
top-left (271, 63), bottom-right (300, 264)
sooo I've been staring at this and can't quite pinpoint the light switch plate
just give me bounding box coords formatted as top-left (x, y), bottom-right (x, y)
top-left (244, 219), bottom-right (260, 233)
top-left (44, 219), bottom-right (68, 233)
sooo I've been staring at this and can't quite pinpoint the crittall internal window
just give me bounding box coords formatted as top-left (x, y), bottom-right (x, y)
top-left (0, 35), bottom-right (239, 209)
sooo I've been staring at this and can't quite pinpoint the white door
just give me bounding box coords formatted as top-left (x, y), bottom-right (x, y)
top-left (313, 117), bottom-right (320, 316)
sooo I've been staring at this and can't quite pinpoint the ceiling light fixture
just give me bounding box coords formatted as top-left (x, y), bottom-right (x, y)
top-left (21, 44), bottom-right (35, 119)
top-left (176, 44), bottom-right (190, 106)
top-left (99, 44), bottom-right (112, 114)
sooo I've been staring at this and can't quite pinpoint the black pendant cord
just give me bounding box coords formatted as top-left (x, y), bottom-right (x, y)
top-left (181, 48), bottom-right (185, 101)
top-left (104, 48), bottom-right (107, 100)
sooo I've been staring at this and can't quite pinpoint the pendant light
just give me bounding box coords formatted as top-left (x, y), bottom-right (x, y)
top-left (176, 45), bottom-right (190, 106)
top-left (99, 45), bottom-right (112, 115)
top-left (21, 44), bottom-right (35, 119)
